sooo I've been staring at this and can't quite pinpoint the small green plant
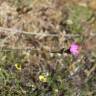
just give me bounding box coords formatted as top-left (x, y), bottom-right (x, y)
top-left (67, 5), bottom-right (92, 34)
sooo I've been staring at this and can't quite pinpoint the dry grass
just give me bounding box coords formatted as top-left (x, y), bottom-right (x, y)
top-left (0, 0), bottom-right (96, 96)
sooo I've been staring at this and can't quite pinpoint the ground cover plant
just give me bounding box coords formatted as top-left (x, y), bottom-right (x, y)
top-left (0, 0), bottom-right (96, 96)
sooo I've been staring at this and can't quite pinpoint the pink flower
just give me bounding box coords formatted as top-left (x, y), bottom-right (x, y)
top-left (70, 43), bottom-right (80, 56)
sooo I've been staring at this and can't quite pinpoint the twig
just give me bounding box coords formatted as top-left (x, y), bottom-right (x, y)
top-left (0, 27), bottom-right (81, 37)
top-left (0, 47), bottom-right (40, 51)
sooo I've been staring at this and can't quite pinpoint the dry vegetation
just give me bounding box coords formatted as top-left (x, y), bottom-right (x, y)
top-left (0, 0), bottom-right (96, 96)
